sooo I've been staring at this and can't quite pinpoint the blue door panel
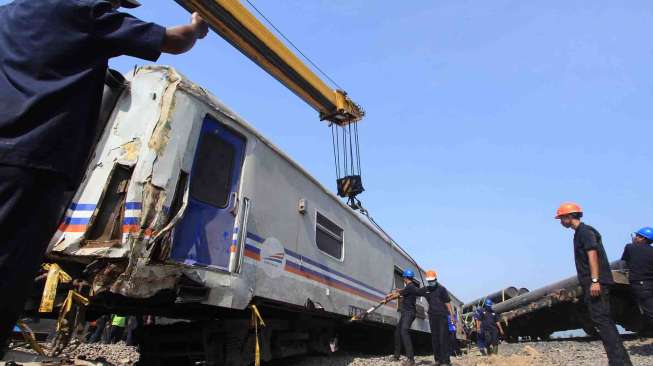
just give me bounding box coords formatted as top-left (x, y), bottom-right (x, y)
top-left (171, 117), bottom-right (245, 269)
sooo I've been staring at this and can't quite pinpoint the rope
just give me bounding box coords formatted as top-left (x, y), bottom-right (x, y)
top-left (330, 125), bottom-right (340, 179)
top-left (16, 320), bottom-right (46, 356)
top-left (342, 127), bottom-right (348, 177)
top-left (354, 121), bottom-right (362, 176)
top-left (250, 304), bottom-right (266, 366)
top-left (348, 123), bottom-right (355, 176)
top-left (244, 0), bottom-right (344, 90)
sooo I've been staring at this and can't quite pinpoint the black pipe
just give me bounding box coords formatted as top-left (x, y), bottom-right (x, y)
top-left (462, 287), bottom-right (519, 313)
top-left (492, 260), bottom-right (625, 314)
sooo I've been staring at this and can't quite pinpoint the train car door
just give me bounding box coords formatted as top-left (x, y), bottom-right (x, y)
top-left (170, 116), bottom-right (245, 270)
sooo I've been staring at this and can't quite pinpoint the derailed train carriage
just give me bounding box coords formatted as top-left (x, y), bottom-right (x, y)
top-left (45, 66), bottom-right (463, 364)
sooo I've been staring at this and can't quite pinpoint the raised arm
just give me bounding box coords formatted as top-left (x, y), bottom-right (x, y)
top-left (162, 12), bottom-right (209, 55)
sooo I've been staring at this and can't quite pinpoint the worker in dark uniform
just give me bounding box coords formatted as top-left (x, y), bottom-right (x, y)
top-left (473, 307), bottom-right (486, 355)
top-left (621, 227), bottom-right (653, 325)
top-left (386, 269), bottom-right (419, 366)
top-left (417, 270), bottom-right (453, 366)
top-left (474, 299), bottom-right (503, 355)
top-left (556, 202), bottom-right (632, 366)
top-left (0, 0), bottom-right (209, 353)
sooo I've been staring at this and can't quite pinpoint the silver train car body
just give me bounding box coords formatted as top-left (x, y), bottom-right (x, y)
top-left (47, 66), bottom-right (462, 361)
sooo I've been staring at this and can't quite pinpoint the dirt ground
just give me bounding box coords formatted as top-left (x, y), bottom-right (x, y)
top-left (4, 337), bottom-right (653, 365)
top-left (279, 338), bottom-right (653, 366)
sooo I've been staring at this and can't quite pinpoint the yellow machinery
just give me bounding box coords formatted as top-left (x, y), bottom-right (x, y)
top-left (174, 0), bottom-right (364, 126)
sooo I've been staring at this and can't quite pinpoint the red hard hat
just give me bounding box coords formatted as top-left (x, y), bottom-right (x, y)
top-left (555, 202), bottom-right (582, 219)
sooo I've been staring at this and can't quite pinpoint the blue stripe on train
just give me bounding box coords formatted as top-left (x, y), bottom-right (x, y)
top-left (285, 261), bottom-right (384, 302)
top-left (125, 202), bottom-right (142, 210)
top-left (123, 217), bottom-right (139, 225)
top-left (245, 232), bottom-right (385, 297)
top-left (61, 217), bottom-right (90, 225)
top-left (69, 203), bottom-right (96, 211)
top-left (284, 248), bottom-right (385, 296)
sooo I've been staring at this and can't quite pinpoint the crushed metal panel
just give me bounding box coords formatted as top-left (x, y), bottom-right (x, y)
top-left (49, 68), bottom-right (170, 258)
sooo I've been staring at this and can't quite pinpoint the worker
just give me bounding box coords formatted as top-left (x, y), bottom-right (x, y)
top-left (448, 313), bottom-right (461, 357)
top-left (473, 307), bottom-right (487, 355)
top-left (555, 202), bottom-right (632, 365)
top-left (621, 227), bottom-right (653, 324)
top-left (417, 270), bottom-right (453, 366)
top-left (87, 315), bottom-right (105, 343)
top-left (474, 299), bottom-right (504, 355)
top-left (109, 314), bottom-right (127, 343)
top-left (0, 0), bottom-right (209, 353)
top-left (386, 269), bottom-right (419, 366)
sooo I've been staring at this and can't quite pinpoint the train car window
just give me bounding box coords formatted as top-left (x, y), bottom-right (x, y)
top-left (315, 212), bottom-right (344, 260)
top-left (393, 266), bottom-right (421, 288)
top-left (190, 133), bottom-right (235, 208)
top-left (393, 267), bottom-right (404, 290)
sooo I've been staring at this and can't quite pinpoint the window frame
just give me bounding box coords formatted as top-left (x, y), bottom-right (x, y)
top-left (188, 123), bottom-right (240, 209)
top-left (313, 210), bottom-right (345, 262)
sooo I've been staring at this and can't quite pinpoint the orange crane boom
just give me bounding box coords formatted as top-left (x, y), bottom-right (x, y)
top-left (174, 0), bottom-right (364, 126)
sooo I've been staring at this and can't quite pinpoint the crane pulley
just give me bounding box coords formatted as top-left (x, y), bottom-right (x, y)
top-left (331, 122), bottom-right (365, 208)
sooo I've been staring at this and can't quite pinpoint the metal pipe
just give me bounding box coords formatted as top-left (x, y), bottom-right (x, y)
top-left (493, 260), bottom-right (625, 314)
top-left (462, 287), bottom-right (519, 313)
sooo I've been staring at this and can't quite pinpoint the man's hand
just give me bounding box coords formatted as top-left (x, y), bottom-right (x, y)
top-left (191, 12), bottom-right (209, 39)
top-left (163, 13), bottom-right (209, 55)
top-left (590, 282), bottom-right (601, 297)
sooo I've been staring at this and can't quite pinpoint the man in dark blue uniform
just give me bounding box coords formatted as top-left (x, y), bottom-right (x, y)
top-left (386, 269), bottom-right (419, 366)
top-left (556, 202), bottom-right (632, 366)
top-left (417, 270), bottom-right (453, 366)
top-left (621, 227), bottom-right (653, 325)
top-left (0, 0), bottom-right (208, 351)
top-left (474, 299), bottom-right (503, 355)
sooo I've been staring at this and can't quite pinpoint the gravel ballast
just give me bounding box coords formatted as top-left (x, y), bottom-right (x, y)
top-left (277, 338), bottom-right (653, 366)
top-left (6, 337), bottom-right (653, 365)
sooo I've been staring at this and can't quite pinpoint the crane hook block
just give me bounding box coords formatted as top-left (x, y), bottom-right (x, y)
top-left (337, 175), bottom-right (364, 198)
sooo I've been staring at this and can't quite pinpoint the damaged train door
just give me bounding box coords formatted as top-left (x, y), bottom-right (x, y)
top-left (170, 116), bottom-right (246, 270)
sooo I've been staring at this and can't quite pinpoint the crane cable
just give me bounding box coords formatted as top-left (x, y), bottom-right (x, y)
top-left (243, 0), bottom-right (344, 90)
top-left (243, 0), bottom-right (366, 204)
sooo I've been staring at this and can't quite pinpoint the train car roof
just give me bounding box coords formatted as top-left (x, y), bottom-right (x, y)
top-left (132, 65), bottom-right (425, 273)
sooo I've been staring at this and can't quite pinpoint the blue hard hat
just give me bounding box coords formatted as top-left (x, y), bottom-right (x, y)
top-left (402, 269), bottom-right (415, 278)
top-left (484, 299), bottom-right (494, 307)
top-left (636, 227), bottom-right (653, 241)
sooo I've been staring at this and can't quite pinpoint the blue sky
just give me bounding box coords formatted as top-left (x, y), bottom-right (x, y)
top-left (8, 0), bottom-right (651, 302)
top-left (113, 1), bottom-right (653, 302)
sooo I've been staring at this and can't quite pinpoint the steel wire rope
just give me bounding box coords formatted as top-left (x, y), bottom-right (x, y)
top-left (244, 0), bottom-right (344, 90)
top-left (330, 124), bottom-right (340, 179)
top-left (342, 127), bottom-right (348, 177)
top-left (348, 123), bottom-right (355, 176)
top-left (354, 122), bottom-right (362, 176)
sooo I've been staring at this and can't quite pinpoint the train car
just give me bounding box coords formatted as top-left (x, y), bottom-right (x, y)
top-left (46, 65), bottom-right (462, 365)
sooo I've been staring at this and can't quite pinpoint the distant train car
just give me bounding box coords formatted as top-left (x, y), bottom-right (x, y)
top-left (47, 66), bottom-right (463, 364)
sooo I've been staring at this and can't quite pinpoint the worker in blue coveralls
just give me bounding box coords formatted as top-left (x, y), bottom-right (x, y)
top-left (386, 269), bottom-right (419, 366)
top-left (473, 307), bottom-right (486, 355)
top-left (474, 299), bottom-right (504, 355)
top-left (447, 313), bottom-right (460, 357)
top-left (0, 0), bottom-right (209, 354)
top-left (621, 227), bottom-right (653, 325)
